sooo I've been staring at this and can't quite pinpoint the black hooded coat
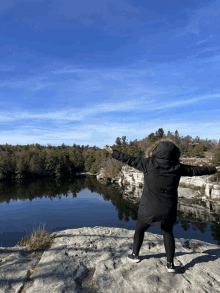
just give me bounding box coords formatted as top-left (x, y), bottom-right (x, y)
top-left (111, 141), bottom-right (217, 229)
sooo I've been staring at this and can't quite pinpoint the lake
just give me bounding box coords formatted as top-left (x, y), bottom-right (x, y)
top-left (0, 174), bottom-right (219, 248)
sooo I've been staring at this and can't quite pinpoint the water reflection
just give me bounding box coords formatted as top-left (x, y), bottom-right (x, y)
top-left (0, 174), bottom-right (220, 247)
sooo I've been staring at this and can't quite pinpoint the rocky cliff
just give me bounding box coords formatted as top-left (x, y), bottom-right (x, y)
top-left (2, 226), bottom-right (220, 293)
top-left (96, 163), bottom-right (220, 201)
top-left (95, 159), bottom-right (220, 225)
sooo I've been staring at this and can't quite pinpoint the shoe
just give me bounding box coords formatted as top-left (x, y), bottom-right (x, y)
top-left (127, 252), bottom-right (140, 263)
top-left (167, 262), bottom-right (176, 273)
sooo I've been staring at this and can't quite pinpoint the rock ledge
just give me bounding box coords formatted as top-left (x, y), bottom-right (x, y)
top-left (1, 227), bottom-right (220, 293)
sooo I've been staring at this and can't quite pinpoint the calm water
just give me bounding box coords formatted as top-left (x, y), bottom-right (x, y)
top-left (0, 174), bottom-right (220, 248)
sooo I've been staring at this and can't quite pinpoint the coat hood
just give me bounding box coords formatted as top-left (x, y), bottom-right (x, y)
top-left (146, 139), bottom-right (181, 169)
top-left (153, 141), bottom-right (180, 161)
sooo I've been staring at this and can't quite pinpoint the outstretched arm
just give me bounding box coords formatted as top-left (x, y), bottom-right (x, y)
top-left (180, 164), bottom-right (220, 176)
top-left (103, 145), bottom-right (148, 173)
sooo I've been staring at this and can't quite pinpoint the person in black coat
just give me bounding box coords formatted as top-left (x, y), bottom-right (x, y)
top-left (103, 139), bottom-right (220, 273)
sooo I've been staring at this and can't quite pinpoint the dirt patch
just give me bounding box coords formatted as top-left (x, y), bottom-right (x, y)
top-left (81, 267), bottom-right (100, 292)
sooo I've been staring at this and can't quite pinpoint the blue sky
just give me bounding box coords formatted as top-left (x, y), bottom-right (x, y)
top-left (1, 0), bottom-right (220, 149)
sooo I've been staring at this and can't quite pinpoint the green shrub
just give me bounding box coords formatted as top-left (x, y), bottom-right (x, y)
top-left (112, 162), bottom-right (123, 178)
top-left (191, 144), bottom-right (205, 158)
top-left (209, 173), bottom-right (219, 183)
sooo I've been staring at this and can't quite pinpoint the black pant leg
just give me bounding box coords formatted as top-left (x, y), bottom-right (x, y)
top-left (133, 218), bottom-right (151, 256)
top-left (161, 223), bottom-right (175, 263)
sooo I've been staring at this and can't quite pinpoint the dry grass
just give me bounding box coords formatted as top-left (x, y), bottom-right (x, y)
top-left (179, 182), bottom-right (206, 190)
top-left (211, 198), bottom-right (220, 203)
top-left (15, 224), bottom-right (56, 251)
top-left (194, 194), bottom-right (204, 198)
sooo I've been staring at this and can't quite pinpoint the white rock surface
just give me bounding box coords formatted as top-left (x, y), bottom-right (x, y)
top-left (178, 187), bottom-right (200, 198)
top-left (95, 166), bottom-right (220, 229)
top-left (96, 165), bottom-right (220, 199)
top-left (0, 247), bottom-right (43, 293)
top-left (96, 168), bottom-right (105, 182)
top-left (1, 227), bottom-right (220, 293)
top-left (179, 177), bottom-right (220, 199)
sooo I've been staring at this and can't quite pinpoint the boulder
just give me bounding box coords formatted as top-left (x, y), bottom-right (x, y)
top-left (96, 168), bottom-right (105, 181)
top-left (1, 227), bottom-right (220, 293)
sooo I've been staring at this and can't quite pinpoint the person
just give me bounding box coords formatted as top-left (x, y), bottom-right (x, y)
top-left (103, 139), bottom-right (220, 273)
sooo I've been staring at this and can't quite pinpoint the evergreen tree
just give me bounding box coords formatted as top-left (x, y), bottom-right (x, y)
top-left (45, 149), bottom-right (57, 176)
top-left (0, 151), bottom-right (16, 179)
top-left (127, 141), bottom-right (144, 157)
top-left (85, 155), bottom-right (96, 172)
top-left (89, 164), bottom-right (97, 174)
top-left (121, 136), bottom-right (128, 148)
top-left (29, 151), bottom-right (40, 176)
top-left (166, 131), bottom-right (173, 140)
top-left (209, 140), bottom-right (220, 182)
top-left (174, 130), bottom-right (180, 144)
top-left (191, 144), bottom-right (205, 158)
top-left (34, 143), bottom-right (41, 150)
top-left (115, 137), bottom-right (122, 146)
top-left (211, 140), bottom-right (220, 166)
top-left (179, 144), bottom-right (188, 157)
top-left (147, 133), bottom-right (158, 143)
top-left (184, 135), bottom-right (193, 145)
top-left (194, 136), bottom-right (201, 143)
top-left (55, 163), bottom-right (63, 177)
top-left (155, 128), bottom-right (165, 139)
top-left (15, 156), bottom-right (26, 179)
top-left (174, 130), bottom-right (180, 140)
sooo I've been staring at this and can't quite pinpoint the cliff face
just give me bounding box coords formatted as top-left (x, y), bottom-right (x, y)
top-left (96, 159), bottom-right (220, 200)
top-left (96, 165), bottom-right (220, 224)
top-left (96, 165), bottom-right (220, 199)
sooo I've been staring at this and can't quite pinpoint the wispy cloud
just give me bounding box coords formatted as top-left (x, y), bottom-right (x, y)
top-left (0, 76), bottom-right (56, 90)
top-left (1, 94), bottom-right (219, 123)
top-left (33, 22), bottom-right (40, 30)
top-left (1, 118), bottom-right (219, 148)
top-left (186, 2), bottom-right (220, 35)
top-left (1, 0), bottom-right (220, 148)
top-left (196, 39), bottom-right (208, 45)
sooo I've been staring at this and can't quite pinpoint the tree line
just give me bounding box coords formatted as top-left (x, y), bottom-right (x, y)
top-left (0, 128), bottom-right (219, 181)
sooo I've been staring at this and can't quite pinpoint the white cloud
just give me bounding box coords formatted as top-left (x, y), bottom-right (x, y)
top-left (1, 118), bottom-right (219, 148)
top-left (0, 94), bottom-right (219, 123)
top-left (0, 76), bottom-right (57, 90)
top-left (186, 2), bottom-right (220, 35)
top-left (196, 39), bottom-right (208, 45)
